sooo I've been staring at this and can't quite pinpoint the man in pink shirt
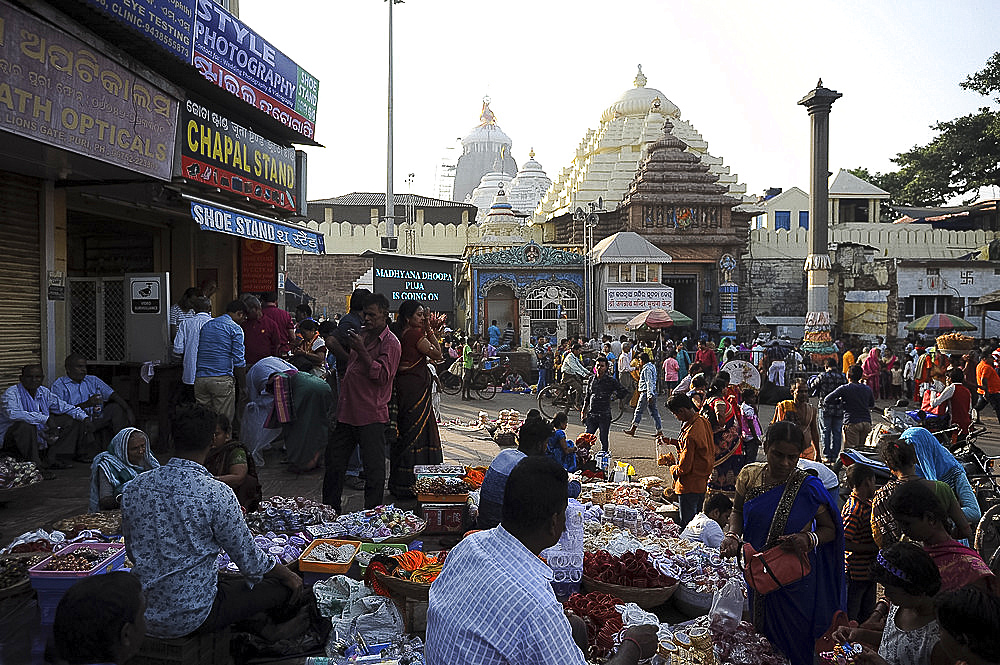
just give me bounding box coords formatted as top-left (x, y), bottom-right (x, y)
top-left (322, 293), bottom-right (401, 511)
top-left (260, 292), bottom-right (295, 356)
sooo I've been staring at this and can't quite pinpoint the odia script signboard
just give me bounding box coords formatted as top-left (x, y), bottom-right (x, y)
top-left (606, 286), bottom-right (674, 312)
top-left (0, 0), bottom-right (178, 180)
top-left (372, 255), bottom-right (455, 314)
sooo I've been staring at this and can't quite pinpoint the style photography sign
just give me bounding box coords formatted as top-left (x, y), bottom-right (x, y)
top-left (182, 98), bottom-right (297, 211)
top-left (192, 0), bottom-right (318, 140)
top-left (372, 255), bottom-right (455, 313)
top-left (0, 0), bottom-right (178, 180)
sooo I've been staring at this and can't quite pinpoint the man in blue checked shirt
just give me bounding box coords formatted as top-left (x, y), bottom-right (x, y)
top-left (426, 456), bottom-right (657, 664)
top-left (123, 403), bottom-right (302, 639)
top-left (624, 353), bottom-right (662, 438)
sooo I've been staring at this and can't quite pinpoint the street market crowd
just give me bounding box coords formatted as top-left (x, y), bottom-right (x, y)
top-left (3, 289), bottom-right (1000, 665)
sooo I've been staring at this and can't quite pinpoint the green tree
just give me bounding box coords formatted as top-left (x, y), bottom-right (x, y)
top-left (854, 52), bottom-right (1000, 208)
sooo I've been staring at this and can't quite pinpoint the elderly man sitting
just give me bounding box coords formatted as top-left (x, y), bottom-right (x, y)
top-left (0, 364), bottom-right (88, 473)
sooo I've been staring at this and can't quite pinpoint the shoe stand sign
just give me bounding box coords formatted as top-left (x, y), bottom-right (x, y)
top-left (126, 273), bottom-right (171, 363)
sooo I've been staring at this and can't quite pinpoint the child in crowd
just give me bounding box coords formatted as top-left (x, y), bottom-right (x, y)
top-left (679, 493), bottom-right (732, 549)
top-left (546, 412), bottom-right (577, 472)
top-left (739, 387), bottom-right (762, 463)
top-left (842, 464), bottom-right (878, 623)
top-left (890, 364), bottom-right (903, 400)
top-left (835, 542), bottom-right (941, 664)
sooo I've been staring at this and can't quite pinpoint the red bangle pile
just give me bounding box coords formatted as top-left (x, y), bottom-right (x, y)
top-left (584, 549), bottom-right (677, 588)
top-left (564, 591), bottom-right (625, 659)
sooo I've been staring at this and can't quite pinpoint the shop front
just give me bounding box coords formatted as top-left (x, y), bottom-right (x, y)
top-left (0, 0), bottom-right (322, 444)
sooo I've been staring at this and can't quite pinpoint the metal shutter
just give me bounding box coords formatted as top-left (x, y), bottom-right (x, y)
top-left (0, 173), bottom-right (41, 386)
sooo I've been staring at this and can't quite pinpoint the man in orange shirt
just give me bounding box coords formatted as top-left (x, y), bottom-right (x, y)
top-left (665, 393), bottom-right (715, 528)
top-left (976, 351), bottom-right (1000, 425)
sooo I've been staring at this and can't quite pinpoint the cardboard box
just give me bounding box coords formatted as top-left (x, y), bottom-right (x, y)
top-left (421, 503), bottom-right (467, 534)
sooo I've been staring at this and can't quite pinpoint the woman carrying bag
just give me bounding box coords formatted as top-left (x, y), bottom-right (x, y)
top-left (720, 421), bottom-right (846, 665)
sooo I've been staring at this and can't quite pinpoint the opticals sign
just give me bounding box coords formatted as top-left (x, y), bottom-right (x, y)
top-left (606, 286), bottom-right (674, 312)
top-left (0, 0), bottom-right (178, 180)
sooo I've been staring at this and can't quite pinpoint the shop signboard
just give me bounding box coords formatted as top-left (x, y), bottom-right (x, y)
top-left (192, 0), bottom-right (318, 141)
top-left (0, 0), bottom-right (178, 180)
top-left (240, 239), bottom-right (276, 292)
top-left (606, 286), bottom-right (674, 312)
top-left (80, 0), bottom-right (196, 62)
top-left (190, 199), bottom-right (324, 254)
top-left (372, 254), bottom-right (455, 313)
top-left (181, 98), bottom-right (297, 210)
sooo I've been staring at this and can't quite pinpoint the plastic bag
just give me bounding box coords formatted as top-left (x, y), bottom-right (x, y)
top-left (350, 595), bottom-right (404, 644)
top-left (709, 578), bottom-right (745, 627)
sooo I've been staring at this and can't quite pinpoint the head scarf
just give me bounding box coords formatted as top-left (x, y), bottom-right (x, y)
top-left (89, 427), bottom-right (160, 512)
top-left (901, 426), bottom-right (961, 482)
top-left (863, 347), bottom-right (881, 373)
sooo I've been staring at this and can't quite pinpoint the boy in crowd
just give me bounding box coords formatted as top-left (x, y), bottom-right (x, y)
top-left (680, 493), bottom-right (733, 549)
top-left (841, 463), bottom-right (878, 622)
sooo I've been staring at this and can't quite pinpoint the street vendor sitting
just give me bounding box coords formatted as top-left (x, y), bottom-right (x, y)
top-left (122, 403), bottom-right (302, 639)
top-left (477, 411), bottom-right (551, 530)
top-left (426, 455), bottom-right (657, 665)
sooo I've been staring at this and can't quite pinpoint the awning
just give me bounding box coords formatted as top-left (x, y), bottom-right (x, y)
top-left (185, 195), bottom-right (324, 254)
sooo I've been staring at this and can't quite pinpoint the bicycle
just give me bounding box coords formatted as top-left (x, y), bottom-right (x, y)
top-left (538, 382), bottom-right (626, 422)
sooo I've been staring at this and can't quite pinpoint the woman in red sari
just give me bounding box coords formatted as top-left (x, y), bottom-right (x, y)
top-left (389, 300), bottom-right (444, 498)
top-left (889, 478), bottom-right (997, 594)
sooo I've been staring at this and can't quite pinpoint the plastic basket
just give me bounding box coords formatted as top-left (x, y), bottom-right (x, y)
top-left (29, 543), bottom-right (128, 624)
top-left (297, 539), bottom-right (361, 575)
top-left (357, 542), bottom-right (408, 573)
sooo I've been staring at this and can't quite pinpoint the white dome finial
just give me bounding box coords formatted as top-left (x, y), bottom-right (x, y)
top-left (634, 64), bottom-right (646, 88)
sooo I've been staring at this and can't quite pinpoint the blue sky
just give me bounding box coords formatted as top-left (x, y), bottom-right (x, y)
top-left (240, 0), bottom-right (998, 204)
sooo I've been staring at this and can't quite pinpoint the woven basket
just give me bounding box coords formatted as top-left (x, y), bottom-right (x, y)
top-left (581, 575), bottom-right (677, 609)
top-left (371, 567), bottom-right (432, 601)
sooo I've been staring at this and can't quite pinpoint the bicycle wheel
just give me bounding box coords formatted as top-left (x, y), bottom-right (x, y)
top-left (611, 398), bottom-right (626, 423)
top-left (477, 380), bottom-right (498, 400)
top-left (440, 371), bottom-right (462, 395)
top-left (538, 385), bottom-right (566, 420)
top-left (975, 503), bottom-right (1000, 575)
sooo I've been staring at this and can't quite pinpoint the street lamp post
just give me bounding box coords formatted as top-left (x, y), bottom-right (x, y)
top-left (385, 0), bottom-right (403, 242)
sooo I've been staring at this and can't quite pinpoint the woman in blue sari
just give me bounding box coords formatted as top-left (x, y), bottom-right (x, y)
top-left (721, 421), bottom-right (846, 665)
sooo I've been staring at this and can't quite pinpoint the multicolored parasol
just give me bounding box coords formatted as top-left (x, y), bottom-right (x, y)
top-left (625, 308), bottom-right (694, 330)
top-left (903, 313), bottom-right (977, 333)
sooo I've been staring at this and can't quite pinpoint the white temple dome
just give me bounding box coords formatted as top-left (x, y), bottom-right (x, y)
top-left (508, 148), bottom-right (552, 216)
top-left (463, 98), bottom-right (513, 146)
top-left (467, 169), bottom-right (514, 220)
top-left (601, 65), bottom-right (680, 122)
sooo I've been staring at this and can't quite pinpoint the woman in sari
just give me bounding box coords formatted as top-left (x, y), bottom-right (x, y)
top-left (863, 347), bottom-right (882, 400)
top-left (389, 300), bottom-right (444, 498)
top-left (900, 426), bottom-right (981, 526)
top-left (721, 422), bottom-right (845, 665)
top-left (89, 427), bottom-right (159, 512)
top-left (888, 479), bottom-right (997, 594)
top-left (242, 356), bottom-right (296, 465)
top-left (204, 413), bottom-right (261, 511)
top-left (703, 377), bottom-right (744, 492)
top-left (772, 379), bottom-right (820, 460)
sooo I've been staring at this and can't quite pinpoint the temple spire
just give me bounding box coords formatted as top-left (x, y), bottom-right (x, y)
top-left (634, 64), bottom-right (646, 88)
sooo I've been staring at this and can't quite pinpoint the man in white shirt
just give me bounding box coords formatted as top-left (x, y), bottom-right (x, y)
top-left (680, 493), bottom-right (732, 549)
top-left (561, 344), bottom-right (589, 406)
top-left (172, 297), bottom-right (213, 402)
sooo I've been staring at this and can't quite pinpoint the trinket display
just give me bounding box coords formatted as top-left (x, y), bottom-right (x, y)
top-left (413, 477), bottom-right (472, 495)
top-left (584, 550), bottom-right (677, 588)
top-left (217, 533), bottom-right (309, 572)
top-left (332, 505), bottom-right (426, 542)
top-left (0, 456), bottom-right (42, 491)
top-left (33, 545), bottom-right (123, 572)
top-left (564, 592), bottom-right (626, 660)
top-left (819, 641), bottom-right (863, 665)
top-left (52, 512), bottom-right (122, 538)
top-left (246, 496), bottom-right (338, 534)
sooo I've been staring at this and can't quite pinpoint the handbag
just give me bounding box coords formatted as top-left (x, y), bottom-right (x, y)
top-left (738, 540), bottom-right (811, 595)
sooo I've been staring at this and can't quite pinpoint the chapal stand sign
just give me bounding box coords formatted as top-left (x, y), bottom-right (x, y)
top-left (182, 98), bottom-right (297, 211)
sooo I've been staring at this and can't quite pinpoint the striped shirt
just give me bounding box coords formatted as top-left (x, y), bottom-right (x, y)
top-left (426, 526), bottom-right (587, 665)
top-left (195, 314), bottom-right (246, 378)
top-left (842, 492), bottom-right (875, 581)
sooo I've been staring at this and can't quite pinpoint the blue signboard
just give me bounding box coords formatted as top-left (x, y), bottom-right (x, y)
top-left (190, 201), bottom-right (324, 254)
top-left (82, 0), bottom-right (197, 62)
top-left (192, 0), bottom-right (318, 139)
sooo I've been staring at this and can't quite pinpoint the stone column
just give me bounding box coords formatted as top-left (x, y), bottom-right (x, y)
top-left (798, 80), bottom-right (841, 358)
